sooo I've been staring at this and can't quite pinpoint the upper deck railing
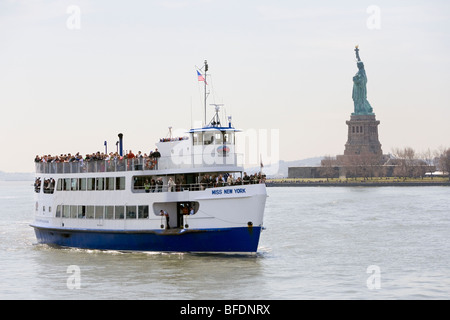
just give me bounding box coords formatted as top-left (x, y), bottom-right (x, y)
top-left (35, 154), bottom-right (243, 174)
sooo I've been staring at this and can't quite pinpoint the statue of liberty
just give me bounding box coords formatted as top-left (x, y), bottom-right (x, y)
top-left (352, 46), bottom-right (374, 115)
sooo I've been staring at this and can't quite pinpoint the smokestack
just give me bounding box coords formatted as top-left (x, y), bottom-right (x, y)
top-left (118, 133), bottom-right (123, 156)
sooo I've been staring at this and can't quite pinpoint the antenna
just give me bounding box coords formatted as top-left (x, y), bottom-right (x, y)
top-left (209, 103), bottom-right (224, 127)
top-left (190, 96), bottom-right (193, 129)
top-left (167, 126), bottom-right (173, 139)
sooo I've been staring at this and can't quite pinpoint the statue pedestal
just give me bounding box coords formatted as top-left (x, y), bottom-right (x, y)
top-left (343, 114), bottom-right (382, 156)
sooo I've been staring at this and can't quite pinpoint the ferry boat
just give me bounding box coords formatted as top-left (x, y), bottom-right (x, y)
top-left (31, 61), bottom-right (267, 254)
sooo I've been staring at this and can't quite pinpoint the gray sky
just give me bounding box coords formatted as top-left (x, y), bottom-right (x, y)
top-left (1, 0), bottom-right (449, 172)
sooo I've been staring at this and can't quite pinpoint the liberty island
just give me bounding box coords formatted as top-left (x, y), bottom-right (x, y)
top-left (288, 46), bottom-right (450, 181)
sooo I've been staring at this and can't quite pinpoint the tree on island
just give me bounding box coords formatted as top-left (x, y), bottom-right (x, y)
top-left (391, 147), bottom-right (417, 180)
top-left (319, 155), bottom-right (338, 181)
top-left (439, 148), bottom-right (450, 180)
top-left (420, 148), bottom-right (437, 179)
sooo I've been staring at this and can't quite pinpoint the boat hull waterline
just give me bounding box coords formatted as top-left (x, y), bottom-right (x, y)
top-left (32, 225), bottom-right (262, 253)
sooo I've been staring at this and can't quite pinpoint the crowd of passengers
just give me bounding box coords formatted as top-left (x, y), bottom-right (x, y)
top-left (140, 172), bottom-right (266, 193)
top-left (34, 149), bottom-right (161, 170)
top-left (159, 136), bottom-right (188, 142)
top-left (200, 172), bottom-right (266, 187)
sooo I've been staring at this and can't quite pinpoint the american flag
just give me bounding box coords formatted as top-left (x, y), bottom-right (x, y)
top-left (197, 70), bottom-right (207, 84)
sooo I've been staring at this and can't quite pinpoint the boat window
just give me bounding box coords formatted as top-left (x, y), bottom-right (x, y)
top-left (78, 205), bottom-right (86, 218)
top-left (79, 178), bottom-right (86, 191)
top-left (126, 206), bottom-right (136, 219)
top-left (56, 179), bottom-right (62, 191)
top-left (105, 177), bottom-right (114, 190)
top-left (138, 205), bottom-right (149, 219)
top-left (64, 178), bottom-right (71, 191)
top-left (70, 205), bottom-right (78, 219)
top-left (43, 178), bottom-right (55, 194)
top-left (63, 205), bottom-right (70, 218)
top-left (96, 178), bottom-right (104, 191)
top-left (86, 206), bottom-right (95, 219)
top-left (193, 133), bottom-right (203, 145)
top-left (34, 178), bottom-right (41, 193)
top-left (115, 206), bottom-right (124, 219)
top-left (203, 132), bottom-right (214, 145)
top-left (116, 177), bottom-right (125, 190)
top-left (223, 132), bottom-right (234, 144)
top-left (105, 206), bottom-right (114, 219)
top-left (95, 206), bottom-right (104, 219)
top-left (71, 178), bottom-right (78, 191)
top-left (87, 178), bottom-right (95, 191)
top-left (215, 132), bottom-right (223, 144)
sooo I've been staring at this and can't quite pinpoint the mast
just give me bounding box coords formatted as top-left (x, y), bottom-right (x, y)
top-left (204, 60), bottom-right (208, 126)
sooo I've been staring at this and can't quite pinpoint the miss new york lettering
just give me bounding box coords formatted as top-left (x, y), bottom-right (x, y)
top-left (211, 188), bottom-right (246, 195)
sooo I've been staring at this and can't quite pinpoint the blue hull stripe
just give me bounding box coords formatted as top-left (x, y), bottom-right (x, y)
top-left (32, 226), bottom-right (262, 253)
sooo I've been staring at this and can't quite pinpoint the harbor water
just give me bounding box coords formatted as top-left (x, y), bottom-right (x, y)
top-left (0, 180), bottom-right (449, 299)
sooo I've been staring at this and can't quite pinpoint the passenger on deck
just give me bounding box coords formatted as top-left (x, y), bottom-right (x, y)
top-left (151, 148), bottom-right (161, 170)
top-left (160, 209), bottom-right (170, 229)
top-left (200, 175), bottom-right (208, 190)
top-left (243, 172), bottom-right (250, 185)
top-left (168, 177), bottom-right (175, 192)
top-left (227, 174), bottom-right (233, 186)
top-left (217, 174), bottom-right (225, 187)
top-left (156, 177), bottom-right (163, 192)
top-left (144, 179), bottom-right (150, 193)
top-left (208, 175), bottom-right (215, 188)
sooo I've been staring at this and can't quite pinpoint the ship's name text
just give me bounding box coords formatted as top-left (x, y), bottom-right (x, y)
top-left (211, 188), bottom-right (246, 195)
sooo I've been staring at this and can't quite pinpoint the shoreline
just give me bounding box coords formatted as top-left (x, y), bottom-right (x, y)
top-left (265, 180), bottom-right (450, 187)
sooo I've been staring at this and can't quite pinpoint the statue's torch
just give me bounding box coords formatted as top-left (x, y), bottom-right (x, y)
top-left (355, 45), bottom-right (361, 62)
